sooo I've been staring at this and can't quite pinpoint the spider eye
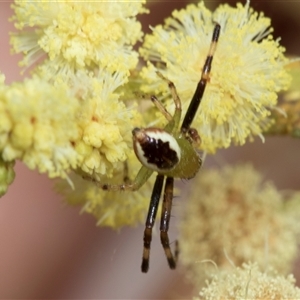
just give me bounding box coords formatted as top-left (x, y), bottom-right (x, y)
top-left (132, 128), bottom-right (181, 172)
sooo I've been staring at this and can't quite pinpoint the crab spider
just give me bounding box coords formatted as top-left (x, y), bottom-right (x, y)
top-left (86, 23), bottom-right (221, 273)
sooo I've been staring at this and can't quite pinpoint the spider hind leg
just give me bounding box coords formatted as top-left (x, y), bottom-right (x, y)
top-left (142, 175), bottom-right (178, 272)
top-left (142, 174), bottom-right (164, 273)
top-left (160, 177), bottom-right (177, 269)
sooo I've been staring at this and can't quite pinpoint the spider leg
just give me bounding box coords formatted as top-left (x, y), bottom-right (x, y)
top-left (123, 161), bottom-right (130, 184)
top-left (83, 166), bottom-right (153, 192)
top-left (151, 95), bottom-right (172, 121)
top-left (142, 174), bottom-right (165, 273)
top-left (181, 23), bottom-right (221, 133)
top-left (156, 72), bottom-right (181, 113)
top-left (160, 176), bottom-right (177, 269)
top-left (152, 72), bottom-right (182, 133)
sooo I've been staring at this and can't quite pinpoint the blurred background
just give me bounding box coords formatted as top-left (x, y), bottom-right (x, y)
top-left (1, 1), bottom-right (300, 298)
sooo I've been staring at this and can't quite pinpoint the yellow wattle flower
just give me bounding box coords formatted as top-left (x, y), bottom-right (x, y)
top-left (11, 0), bottom-right (147, 81)
top-left (70, 70), bottom-right (139, 179)
top-left (0, 76), bottom-right (80, 178)
top-left (197, 263), bottom-right (300, 299)
top-left (140, 1), bottom-right (291, 153)
top-left (179, 164), bottom-right (300, 283)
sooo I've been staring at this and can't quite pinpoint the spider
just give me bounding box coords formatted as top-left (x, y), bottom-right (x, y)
top-left (86, 23), bottom-right (220, 273)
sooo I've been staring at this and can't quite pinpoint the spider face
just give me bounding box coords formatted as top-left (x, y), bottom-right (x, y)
top-left (85, 23), bottom-right (220, 273)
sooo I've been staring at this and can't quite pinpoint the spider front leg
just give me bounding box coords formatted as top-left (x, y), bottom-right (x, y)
top-left (151, 95), bottom-right (172, 121)
top-left (151, 71), bottom-right (182, 132)
top-left (181, 22), bottom-right (221, 133)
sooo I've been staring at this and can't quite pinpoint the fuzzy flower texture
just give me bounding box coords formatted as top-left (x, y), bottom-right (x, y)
top-left (179, 164), bottom-right (300, 284)
top-left (5, 1), bottom-right (153, 228)
top-left (6, 1), bottom-right (147, 181)
top-left (140, 1), bottom-right (291, 153)
top-left (197, 263), bottom-right (300, 300)
top-left (11, 0), bottom-right (147, 80)
top-left (0, 74), bottom-right (80, 178)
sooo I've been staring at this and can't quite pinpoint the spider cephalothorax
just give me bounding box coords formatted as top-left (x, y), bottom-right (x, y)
top-left (85, 23), bottom-right (220, 272)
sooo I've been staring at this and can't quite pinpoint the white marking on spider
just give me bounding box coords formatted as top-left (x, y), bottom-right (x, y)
top-left (132, 128), bottom-right (181, 172)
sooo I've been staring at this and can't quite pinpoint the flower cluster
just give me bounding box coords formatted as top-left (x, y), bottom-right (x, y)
top-left (140, 1), bottom-right (291, 153)
top-left (11, 0), bottom-right (147, 81)
top-left (0, 75), bottom-right (80, 178)
top-left (69, 70), bottom-right (138, 179)
top-left (197, 263), bottom-right (300, 299)
top-left (179, 164), bottom-right (300, 283)
top-left (4, 1), bottom-right (151, 228)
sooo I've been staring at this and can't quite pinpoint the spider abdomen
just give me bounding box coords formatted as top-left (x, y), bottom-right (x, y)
top-left (132, 127), bottom-right (181, 172)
